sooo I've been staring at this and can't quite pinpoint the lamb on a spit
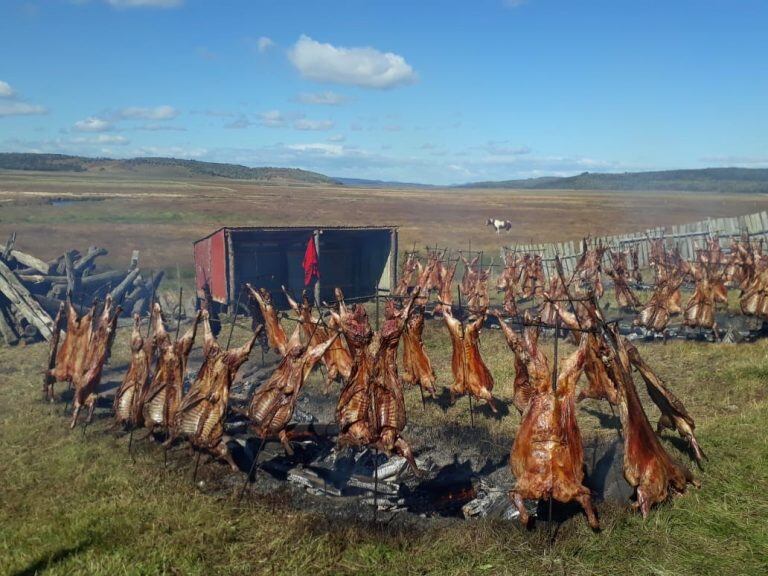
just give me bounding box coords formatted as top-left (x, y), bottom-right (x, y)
top-left (71, 296), bottom-right (121, 428)
top-left (246, 284), bottom-right (287, 354)
top-left (538, 276), bottom-right (565, 326)
top-left (401, 305), bottom-right (437, 398)
top-left (508, 338), bottom-right (599, 529)
top-left (142, 305), bottom-right (202, 434)
top-left (393, 252), bottom-right (419, 297)
top-left (113, 309), bottom-right (159, 429)
top-left (606, 250), bottom-right (641, 310)
top-left (494, 310), bottom-right (540, 415)
top-left (331, 288), bottom-right (421, 473)
top-left (247, 324), bottom-right (339, 454)
top-left (574, 242), bottom-right (606, 299)
top-left (520, 254), bottom-right (545, 299)
top-left (442, 305), bottom-right (497, 412)
top-left (44, 298), bottom-right (96, 402)
top-left (625, 342), bottom-right (705, 465)
top-left (466, 263), bottom-right (492, 314)
top-left (601, 327), bottom-right (699, 517)
top-left (680, 261), bottom-right (722, 337)
top-left (168, 310), bottom-right (261, 470)
top-left (433, 259), bottom-right (457, 315)
top-left (634, 273), bottom-right (684, 333)
top-left (459, 252), bottom-right (480, 298)
top-left (548, 298), bottom-right (618, 404)
top-left (283, 287), bottom-right (352, 393)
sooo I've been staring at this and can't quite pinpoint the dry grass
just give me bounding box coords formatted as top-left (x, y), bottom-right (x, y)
top-left (2, 170), bottom-right (767, 271)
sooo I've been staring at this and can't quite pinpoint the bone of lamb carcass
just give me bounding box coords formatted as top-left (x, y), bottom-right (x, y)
top-left (401, 305), bottom-right (437, 398)
top-left (142, 305), bottom-right (202, 434)
top-left (625, 341), bottom-right (705, 465)
top-left (71, 296), bottom-right (121, 428)
top-left (247, 325), bottom-right (339, 454)
top-left (602, 326), bottom-right (699, 518)
top-left (168, 310), bottom-right (261, 470)
top-left (113, 312), bottom-right (155, 429)
top-left (442, 305), bottom-right (497, 412)
top-left (246, 284), bottom-right (287, 354)
top-left (283, 287), bottom-right (352, 393)
top-left (508, 338), bottom-right (599, 529)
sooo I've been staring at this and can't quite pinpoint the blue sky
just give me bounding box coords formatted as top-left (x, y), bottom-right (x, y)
top-left (1, 0), bottom-right (767, 184)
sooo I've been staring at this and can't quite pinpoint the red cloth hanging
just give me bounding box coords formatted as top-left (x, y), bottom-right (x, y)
top-left (302, 236), bottom-right (320, 286)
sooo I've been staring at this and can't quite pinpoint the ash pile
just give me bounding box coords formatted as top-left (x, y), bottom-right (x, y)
top-left (226, 360), bottom-right (630, 522)
top-left (0, 232), bottom-right (173, 346)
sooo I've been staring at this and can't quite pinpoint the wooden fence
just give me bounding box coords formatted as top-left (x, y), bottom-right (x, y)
top-left (500, 210), bottom-right (768, 279)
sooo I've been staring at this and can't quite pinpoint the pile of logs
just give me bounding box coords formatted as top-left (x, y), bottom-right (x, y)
top-left (0, 232), bottom-right (162, 346)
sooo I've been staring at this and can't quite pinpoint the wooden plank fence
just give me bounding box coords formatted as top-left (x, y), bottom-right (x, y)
top-left (500, 210), bottom-right (768, 279)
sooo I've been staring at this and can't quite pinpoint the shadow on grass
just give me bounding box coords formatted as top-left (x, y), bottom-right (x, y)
top-left (11, 541), bottom-right (90, 576)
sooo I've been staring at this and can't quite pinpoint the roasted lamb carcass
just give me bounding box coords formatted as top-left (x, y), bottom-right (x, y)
top-left (459, 252), bottom-right (480, 298)
top-left (601, 327), bottom-right (698, 517)
top-left (401, 305), bottom-right (437, 398)
top-left (508, 339), bottom-right (599, 529)
top-left (466, 263), bottom-right (492, 314)
top-left (71, 296), bottom-right (121, 428)
top-left (393, 252), bottom-right (420, 296)
top-left (538, 276), bottom-right (565, 326)
top-left (246, 284), bottom-right (287, 354)
top-left (283, 287), bottom-right (352, 393)
top-left (494, 310), bottom-right (541, 415)
top-left (442, 305), bottom-right (497, 412)
top-left (625, 342), bottom-right (705, 465)
top-left (113, 309), bottom-right (159, 429)
top-left (605, 267), bottom-right (641, 310)
top-left (681, 261), bottom-right (721, 338)
top-left (548, 298), bottom-right (618, 404)
top-left (142, 305), bottom-right (202, 434)
top-left (168, 310), bottom-right (261, 470)
top-left (247, 325), bottom-right (340, 454)
top-left (368, 298), bottom-right (422, 471)
top-left (332, 289), bottom-right (422, 473)
top-left (331, 288), bottom-right (376, 449)
top-left (45, 298), bottom-right (96, 402)
top-left (634, 273), bottom-right (684, 333)
top-left (433, 259), bottom-right (457, 315)
top-left (574, 242), bottom-right (606, 299)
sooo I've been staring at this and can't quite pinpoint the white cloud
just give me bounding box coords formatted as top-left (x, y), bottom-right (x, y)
top-left (286, 142), bottom-right (345, 157)
top-left (259, 110), bottom-right (285, 127)
top-left (327, 134), bottom-right (346, 143)
top-left (73, 117), bottom-right (113, 132)
top-left (288, 35), bottom-right (417, 89)
top-left (0, 101), bottom-right (47, 117)
top-left (700, 155), bottom-right (768, 166)
top-left (71, 134), bottom-right (129, 145)
top-left (105, 0), bottom-right (184, 8)
top-left (120, 105), bottom-right (178, 120)
top-left (256, 36), bottom-right (275, 53)
top-left (297, 91), bottom-right (348, 105)
top-left (294, 118), bottom-right (334, 131)
top-left (0, 81), bottom-right (15, 98)
top-left (503, 0), bottom-right (527, 7)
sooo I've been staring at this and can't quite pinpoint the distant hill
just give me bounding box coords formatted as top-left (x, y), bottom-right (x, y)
top-left (333, 176), bottom-right (436, 189)
top-left (458, 168), bottom-right (768, 193)
top-left (0, 153), bottom-right (340, 185)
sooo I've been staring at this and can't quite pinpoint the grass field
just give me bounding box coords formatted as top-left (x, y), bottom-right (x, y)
top-left (1, 321), bottom-right (768, 575)
top-left (2, 170), bottom-right (768, 574)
